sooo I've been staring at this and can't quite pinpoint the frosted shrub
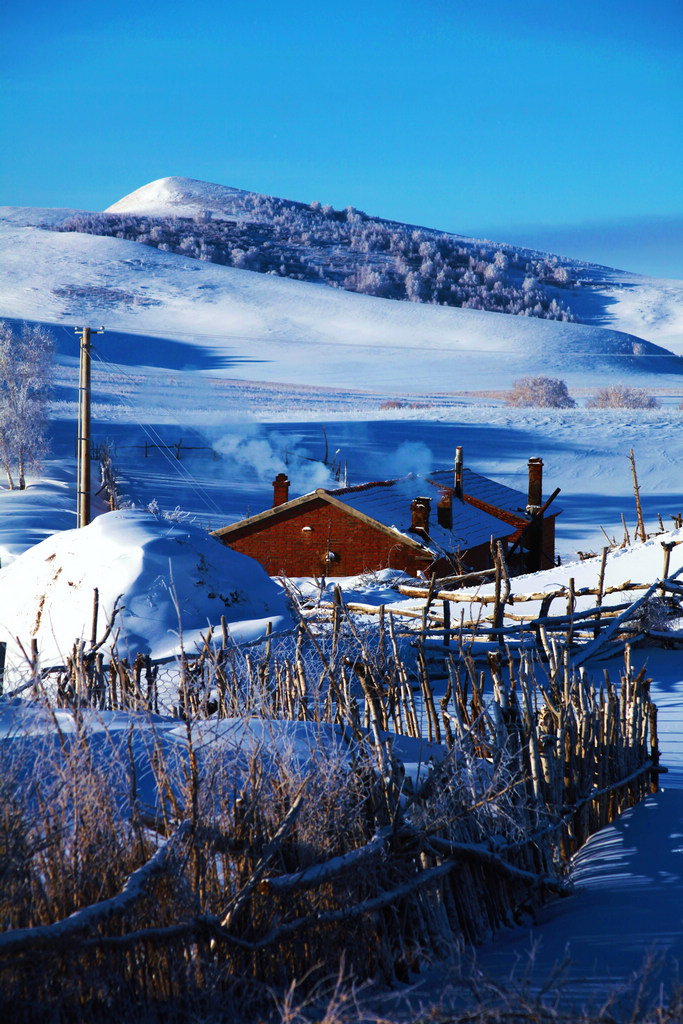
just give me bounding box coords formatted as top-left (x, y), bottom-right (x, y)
top-left (587, 385), bottom-right (660, 409)
top-left (506, 375), bottom-right (576, 408)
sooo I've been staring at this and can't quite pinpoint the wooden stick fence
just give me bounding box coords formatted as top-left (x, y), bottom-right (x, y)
top-left (0, 606), bottom-right (659, 1017)
top-left (0, 554), bottom-right (670, 1019)
top-left (78, 437), bottom-right (217, 460)
top-left (303, 549), bottom-right (683, 666)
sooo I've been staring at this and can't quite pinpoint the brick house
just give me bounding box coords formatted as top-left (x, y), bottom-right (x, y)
top-left (212, 452), bottom-right (560, 579)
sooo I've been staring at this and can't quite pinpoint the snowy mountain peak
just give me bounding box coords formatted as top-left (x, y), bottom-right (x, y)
top-left (105, 176), bottom-right (265, 221)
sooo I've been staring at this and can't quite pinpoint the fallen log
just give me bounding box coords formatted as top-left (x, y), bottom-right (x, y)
top-left (261, 827), bottom-right (393, 893)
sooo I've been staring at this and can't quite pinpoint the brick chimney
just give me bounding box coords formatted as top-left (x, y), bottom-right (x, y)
top-left (272, 472), bottom-right (290, 507)
top-left (527, 458), bottom-right (543, 513)
top-left (437, 489), bottom-right (453, 529)
top-left (410, 496), bottom-right (431, 535)
top-left (454, 446), bottom-right (463, 499)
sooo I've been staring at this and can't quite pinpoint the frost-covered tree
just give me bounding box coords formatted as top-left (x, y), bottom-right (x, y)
top-left (0, 321), bottom-right (54, 489)
top-left (553, 266), bottom-right (571, 285)
top-left (506, 375), bottom-right (576, 409)
top-left (54, 207), bottom-right (577, 322)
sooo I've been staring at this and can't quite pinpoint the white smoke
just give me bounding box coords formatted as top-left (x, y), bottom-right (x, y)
top-left (384, 440), bottom-right (435, 479)
top-left (212, 426), bottom-right (337, 493)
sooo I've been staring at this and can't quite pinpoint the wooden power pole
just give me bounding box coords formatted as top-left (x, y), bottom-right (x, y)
top-left (76, 326), bottom-right (103, 528)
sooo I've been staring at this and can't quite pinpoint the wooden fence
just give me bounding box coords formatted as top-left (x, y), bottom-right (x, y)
top-left (0, 575), bottom-right (662, 1019)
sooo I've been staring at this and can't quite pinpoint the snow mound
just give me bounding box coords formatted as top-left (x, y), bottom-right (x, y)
top-left (105, 176), bottom-right (262, 222)
top-left (0, 509), bottom-right (292, 678)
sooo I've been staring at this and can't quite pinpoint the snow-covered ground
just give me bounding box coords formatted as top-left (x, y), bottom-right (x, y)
top-left (1, 179), bottom-right (682, 1011)
top-left (1, 198), bottom-right (683, 395)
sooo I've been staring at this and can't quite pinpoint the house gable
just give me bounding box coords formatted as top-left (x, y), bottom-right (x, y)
top-left (213, 492), bottom-right (433, 577)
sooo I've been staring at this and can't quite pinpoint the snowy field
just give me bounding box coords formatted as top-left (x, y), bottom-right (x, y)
top-left (1, 184), bottom-right (683, 568)
top-left (1, 183), bottom-right (683, 1014)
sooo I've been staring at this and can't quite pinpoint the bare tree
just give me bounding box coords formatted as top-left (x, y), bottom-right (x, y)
top-left (0, 321), bottom-right (54, 489)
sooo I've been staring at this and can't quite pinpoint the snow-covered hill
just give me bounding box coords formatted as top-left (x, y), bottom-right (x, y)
top-left (1, 178), bottom-right (682, 566)
top-left (106, 177), bottom-right (267, 223)
top-left (0, 210), bottom-right (681, 394)
top-left (102, 175), bottom-right (683, 349)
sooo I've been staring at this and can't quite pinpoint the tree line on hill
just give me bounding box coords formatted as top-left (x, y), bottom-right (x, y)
top-left (52, 192), bottom-right (577, 321)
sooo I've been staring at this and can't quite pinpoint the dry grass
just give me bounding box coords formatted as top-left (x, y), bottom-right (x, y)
top-left (378, 399), bottom-right (431, 410)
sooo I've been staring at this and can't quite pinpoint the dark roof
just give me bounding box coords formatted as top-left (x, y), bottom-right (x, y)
top-left (428, 468), bottom-right (534, 518)
top-left (326, 474), bottom-right (513, 554)
top-left (213, 467), bottom-right (555, 559)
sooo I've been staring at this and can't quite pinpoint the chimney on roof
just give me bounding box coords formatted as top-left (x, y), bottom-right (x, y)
top-left (454, 446), bottom-right (463, 499)
top-left (527, 458), bottom-right (543, 513)
top-left (410, 496), bottom-right (431, 536)
top-left (437, 489), bottom-right (453, 530)
top-left (272, 472), bottom-right (290, 507)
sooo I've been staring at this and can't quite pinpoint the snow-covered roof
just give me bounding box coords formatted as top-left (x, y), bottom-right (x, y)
top-left (327, 474), bottom-right (515, 555)
top-left (214, 469), bottom-right (534, 558)
top-left (428, 467), bottom-right (534, 518)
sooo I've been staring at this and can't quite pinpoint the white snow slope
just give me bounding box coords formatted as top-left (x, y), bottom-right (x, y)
top-left (106, 176), bottom-right (266, 223)
top-left (0, 218), bottom-right (670, 394)
top-left (1, 185), bottom-right (682, 395)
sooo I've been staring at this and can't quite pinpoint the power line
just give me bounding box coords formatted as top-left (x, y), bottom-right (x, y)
top-left (89, 346), bottom-right (225, 517)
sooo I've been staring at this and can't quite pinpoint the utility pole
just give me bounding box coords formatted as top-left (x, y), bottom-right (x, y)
top-left (75, 326), bottom-right (104, 527)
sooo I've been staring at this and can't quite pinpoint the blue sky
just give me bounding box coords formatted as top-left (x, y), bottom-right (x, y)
top-left (2, 0), bottom-right (681, 276)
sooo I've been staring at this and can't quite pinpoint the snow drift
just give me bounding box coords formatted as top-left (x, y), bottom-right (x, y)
top-left (0, 509), bottom-right (293, 678)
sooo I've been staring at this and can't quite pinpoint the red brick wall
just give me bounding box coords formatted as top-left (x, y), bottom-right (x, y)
top-left (217, 500), bottom-right (557, 578)
top-left (217, 498), bottom-right (433, 577)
